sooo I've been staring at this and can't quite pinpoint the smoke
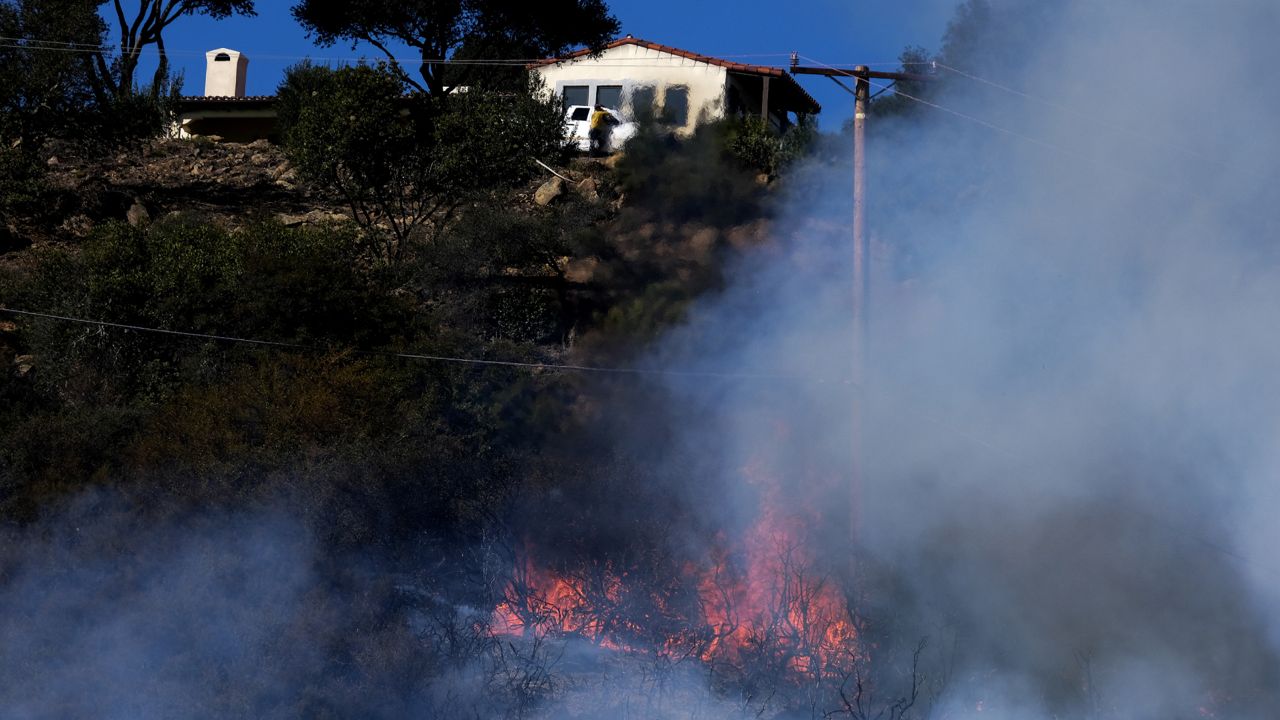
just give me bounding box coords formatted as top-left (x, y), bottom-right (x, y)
top-left (5, 2), bottom-right (1280, 718)
top-left (0, 494), bottom-right (320, 719)
top-left (630, 0), bottom-right (1280, 716)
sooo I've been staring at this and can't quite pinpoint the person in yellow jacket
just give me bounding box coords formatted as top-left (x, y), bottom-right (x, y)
top-left (588, 104), bottom-right (613, 157)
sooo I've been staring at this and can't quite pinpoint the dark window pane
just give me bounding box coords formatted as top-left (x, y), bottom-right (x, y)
top-left (570, 107), bottom-right (590, 121)
top-left (595, 85), bottom-right (623, 110)
top-left (629, 85), bottom-right (656, 121)
top-left (664, 86), bottom-right (689, 126)
top-left (214, 53), bottom-right (231, 62)
top-left (562, 85), bottom-right (589, 111)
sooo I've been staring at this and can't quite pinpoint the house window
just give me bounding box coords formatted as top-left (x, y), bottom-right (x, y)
top-left (595, 85), bottom-right (623, 111)
top-left (561, 85), bottom-right (589, 111)
top-left (629, 85), bottom-right (656, 121)
top-left (214, 53), bottom-right (231, 62)
top-left (663, 86), bottom-right (690, 126)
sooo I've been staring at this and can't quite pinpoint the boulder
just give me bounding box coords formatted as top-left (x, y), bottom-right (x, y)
top-left (576, 177), bottom-right (600, 203)
top-left (534, 177), bottom-right (565, 206)
top-left (126, 200), bottom-right (150, 226)
top-left (13, 354), bottom-right (34, 377)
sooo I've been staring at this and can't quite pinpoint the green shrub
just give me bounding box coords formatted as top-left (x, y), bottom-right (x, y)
top-left (614, 120), bottom-right (765, 228)
top-left (726, 115), bottom-right (818, 177)
top-left (85, 82), bottom-right (182, 151)
top-left (278, 62), bottom-right (566, 265)
top-left (0, 147), bottom-right (46, 248)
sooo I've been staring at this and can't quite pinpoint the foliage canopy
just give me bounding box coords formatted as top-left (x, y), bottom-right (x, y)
top-left (291, 0), bottom-right (619, 95)
top-left (277, 62), bottom-right (565, 264)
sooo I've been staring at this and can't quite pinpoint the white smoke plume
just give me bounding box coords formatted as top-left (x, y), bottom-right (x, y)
top-left (638, 0), bottom-right (1280, 716)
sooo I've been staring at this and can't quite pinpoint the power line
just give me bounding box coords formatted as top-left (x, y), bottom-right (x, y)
top-left (5, 311), bottom-right (1269, 578)
top-left (797, 53), bottom-right (1265, 207)
top-left (796, 54), bottom-right (1067, 153)
top-left (0, 35), bottom-right (927, 71)
top-left (0, 37), bottom-right (802, 66)
top-left (934, 61), bottom-right (1242, 173)
top-left (791, 53), bottom-right (1279, 582)
top-left (0, 35), bottom-right (112, 49)
top-left (798, 54), bottom-right (1254, 184)
top-left (0, 307), bottom-right (792, 381)
top-left (0, 40), bottom-right (807, 71)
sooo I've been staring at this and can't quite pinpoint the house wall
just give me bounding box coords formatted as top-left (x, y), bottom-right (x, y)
top-left (534, 44), bottom-right (728, 135)
top-left (176, 110), bottom-right (277, 142)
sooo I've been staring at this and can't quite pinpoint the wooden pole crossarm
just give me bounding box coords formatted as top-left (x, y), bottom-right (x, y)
top-left (789, 66), bottom-right (937, 84)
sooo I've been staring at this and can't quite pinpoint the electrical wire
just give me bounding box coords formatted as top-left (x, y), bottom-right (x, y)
top-left (0, 37), bottom-right (778, 66)
top-left (0, 34), bottom-right (926, 71)
top-left (0, 307), bottom-right (794, 381)
top-left (0, 41), bottom-right (807, 72)
top-left (9, 310), bottom-right (1257, 575)
top-left (795, 52), bottom-right (1280, 581)
top-left (797, 54), bottom-right (1067, 153)
top-left (934, 61), bottom-right (1240, 172)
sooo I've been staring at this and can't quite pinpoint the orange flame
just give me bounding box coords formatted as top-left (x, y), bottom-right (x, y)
top-left (489, 435), bottom-right (859, 678)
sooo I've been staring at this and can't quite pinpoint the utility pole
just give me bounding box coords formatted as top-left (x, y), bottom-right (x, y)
top-left (788, 57), bottom-right (936, 577)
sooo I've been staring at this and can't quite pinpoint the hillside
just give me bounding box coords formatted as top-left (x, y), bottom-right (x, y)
top-left (0, 121), bottom-right (786, 515)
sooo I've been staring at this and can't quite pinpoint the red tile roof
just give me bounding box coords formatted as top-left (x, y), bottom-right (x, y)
top-left (530, 36), bottom-right (821, 114)
top-left (178, 95), bottom-right (278, 109)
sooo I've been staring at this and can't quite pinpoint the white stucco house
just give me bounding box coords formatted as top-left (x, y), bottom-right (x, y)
top-left (175, 48), bottom-right (278, 142)
top-left (530, 36), bottom-right (821, 134)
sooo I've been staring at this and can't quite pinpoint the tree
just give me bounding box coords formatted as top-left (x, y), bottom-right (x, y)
top-left (0, 0), bottom-right (105, 244)
top-left (937, 0), bottom-right (1066, 77)
top-left (93, 0), bottom-right (256, 101)
top-left (0, 1), bottom-right (184, 158)
top-left (278, 63), bottom-right (565, 265)
top-left (291, 0), bottom-right (619, 96)
top-left (0, 0), bottom-right (105, 144)
top-left (868, 46), bottom-right (936, 119)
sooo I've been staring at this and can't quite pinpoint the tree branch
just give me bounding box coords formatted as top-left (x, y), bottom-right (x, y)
top-left (357, 33), bottom-right (427, 95)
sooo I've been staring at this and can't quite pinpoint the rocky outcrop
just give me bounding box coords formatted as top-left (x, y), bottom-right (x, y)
top-left (276, 210), bottom-right (349, 227)
top-left (25, 138), bottom-right (345, 242)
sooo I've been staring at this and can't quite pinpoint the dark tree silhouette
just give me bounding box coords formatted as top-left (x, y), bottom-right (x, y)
top-left (95, 0), bottom-right (256, 100)
top-left (291, 0), bottom-right (619, 96)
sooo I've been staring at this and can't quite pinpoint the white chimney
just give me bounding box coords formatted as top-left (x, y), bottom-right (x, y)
top-left (204, 48), bottom-right (248, 97)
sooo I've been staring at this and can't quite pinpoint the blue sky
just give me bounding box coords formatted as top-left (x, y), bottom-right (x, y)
top-left (127, 0), bottom-right (957, 128)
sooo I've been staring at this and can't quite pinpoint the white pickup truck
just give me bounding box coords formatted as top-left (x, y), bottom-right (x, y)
top-left (563, 105), bottom-right (638, 154)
